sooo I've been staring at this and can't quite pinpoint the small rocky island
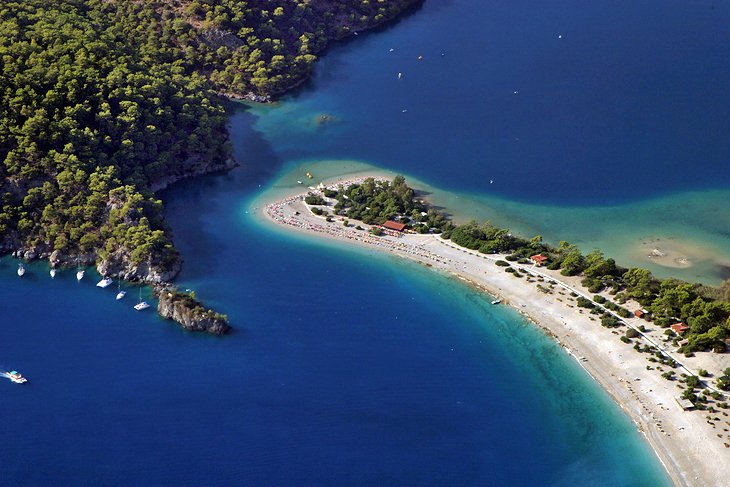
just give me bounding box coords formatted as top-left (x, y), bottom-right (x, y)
top-left (156, 288), bottom-right (231, 336)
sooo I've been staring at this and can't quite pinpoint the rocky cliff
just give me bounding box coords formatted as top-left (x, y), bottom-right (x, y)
top-left (156, 288), bottom-right (231, 335)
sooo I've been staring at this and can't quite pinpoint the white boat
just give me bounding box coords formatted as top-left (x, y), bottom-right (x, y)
top-left (17, 263), bottom-right (25, 277)
top-left (297, 180), bottom-right (303, 184)
top-left (116, 280), bottom-right (126, 300)
top-left (491, 299), bottom-right (502, 305)
top-left (76, 269), bottom-right (84, 281)
top-left (398, 72), bottom-right (402, 79)
top-left (4, 370), bottom-right (28, 384)
top-left (134, 287), bottom-right (150, 310)
top-left (50, 269), bottom-right (57, 278)
top-left (96, 277), bottom-right (113, 288)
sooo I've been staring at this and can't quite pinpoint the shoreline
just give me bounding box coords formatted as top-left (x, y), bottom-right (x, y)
top-left (257, 176), bottom-right (730, 487)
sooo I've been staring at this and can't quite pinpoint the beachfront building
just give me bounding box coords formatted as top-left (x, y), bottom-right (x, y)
top-left (671, 322), bottom-right (689, 334)
top-left (383, 220), bottom-right (407, 232)
top-left (530, 254), bottom-right (548, 266)
top-left (634, 309), bottom-right (650, 319)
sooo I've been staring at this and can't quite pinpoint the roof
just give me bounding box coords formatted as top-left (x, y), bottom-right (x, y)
top-left (383, 220), bottom-right (407, 231)
top-left (530, 254), bottom-right (548, 263)
top-left (675, 397), bottom-right (694, 410)
top-left (671, 322), bottom-right (689, 333)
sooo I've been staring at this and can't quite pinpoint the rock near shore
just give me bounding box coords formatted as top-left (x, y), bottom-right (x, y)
top-left (156, 288), bottom-right (231, 335)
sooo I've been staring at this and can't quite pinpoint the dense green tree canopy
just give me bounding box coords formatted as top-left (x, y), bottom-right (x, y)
top-left (0, 0), bottom-right (420, 277)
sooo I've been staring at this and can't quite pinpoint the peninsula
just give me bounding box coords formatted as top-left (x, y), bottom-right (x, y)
top-left (262, 174), bottom-right (730, 487)
top-left (0, 0), bottom-right (421, 332)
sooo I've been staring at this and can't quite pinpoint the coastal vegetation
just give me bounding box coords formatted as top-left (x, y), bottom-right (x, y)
top-left (324, 176), bottom-right (730, 359)
top-left (330, 176), bottom-right (447, 231)
top-left (0, 0), bottom-right (420, 330)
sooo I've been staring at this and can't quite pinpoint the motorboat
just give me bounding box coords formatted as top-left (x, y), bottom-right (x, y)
top-left (116, 290), bottom-right (127, 300)
top-left (17, 263), bottom-right (25, 277)
top-left (76, 269), bottom-right (84, 281)
top-left (96, 277), bottom-right (113, 288)
top-left (50, 268), bottom-right (57, 278)
top-left (5, 370), bottom-right (28, 384)
top-left (491, 299), bottom-right (502, 305)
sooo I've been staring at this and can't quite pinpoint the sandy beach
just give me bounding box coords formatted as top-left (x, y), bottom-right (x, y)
top-left (257, 177), bottom-right (730, 487)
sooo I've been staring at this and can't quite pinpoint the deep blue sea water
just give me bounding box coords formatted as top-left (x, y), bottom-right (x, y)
top-left (250, 0), bottom-right (730, 205)
top-left (5, 0), bottom-right (728, 484)
top-left (247, 0), bottom-right (730, 283)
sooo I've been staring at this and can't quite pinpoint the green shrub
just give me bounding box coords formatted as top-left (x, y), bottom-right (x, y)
top-left (305, 194), bottom-right (326, 205)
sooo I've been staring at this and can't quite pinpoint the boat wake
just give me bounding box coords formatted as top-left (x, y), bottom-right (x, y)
top-left (0, 368), bottom-right (28, 384)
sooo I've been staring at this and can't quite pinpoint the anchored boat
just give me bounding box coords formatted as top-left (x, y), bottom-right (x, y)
top-left (116, 280), bottom-right (126, 300)
top-left (134, 287), bottom-right (150, 310)
top-left (96, 277), bottom-right (113, 288)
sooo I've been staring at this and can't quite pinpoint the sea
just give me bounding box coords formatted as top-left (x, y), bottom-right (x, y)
top-left (3, 0), bottom-right (728, 484)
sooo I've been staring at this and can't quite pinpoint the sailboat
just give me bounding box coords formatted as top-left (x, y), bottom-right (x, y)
top-left (133, 287), bottom-right (150, 311)
top-left (76, 258), bottom-right (84, 281)
top-left (17, 263), bottom-right (25, 277)
top-left (116, 280), bottom-right (126, 300)
top-left (50, 268), bottom-right (57, 278)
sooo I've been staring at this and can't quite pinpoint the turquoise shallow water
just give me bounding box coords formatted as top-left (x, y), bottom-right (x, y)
top-left (0, 127), bottom-right (671, 486)
top-left (4, 0), bottom-right (725, 484)
top-left (248, 0), bottom-right (730, 283)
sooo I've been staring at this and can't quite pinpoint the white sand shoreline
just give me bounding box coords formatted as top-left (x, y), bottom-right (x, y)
top-left (256, 176), bottom-right (730, 487)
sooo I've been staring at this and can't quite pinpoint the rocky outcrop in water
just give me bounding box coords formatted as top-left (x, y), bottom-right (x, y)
top-left (156, 288), bottom-right (231, 335)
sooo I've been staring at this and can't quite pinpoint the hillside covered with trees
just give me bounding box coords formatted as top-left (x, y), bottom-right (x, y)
top-left (0, 0), bottom-right (421, 284)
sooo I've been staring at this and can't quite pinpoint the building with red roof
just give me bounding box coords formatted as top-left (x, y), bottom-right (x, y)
top-left (671, 322), bottom-right (689, 334)
top-left (383, 220), bottom-right (407, 232)
top-left (530, 254), bottom-right (548, 266)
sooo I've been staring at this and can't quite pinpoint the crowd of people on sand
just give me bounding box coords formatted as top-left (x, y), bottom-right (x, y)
top-left (265, 181), bottom-right (455, 267)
